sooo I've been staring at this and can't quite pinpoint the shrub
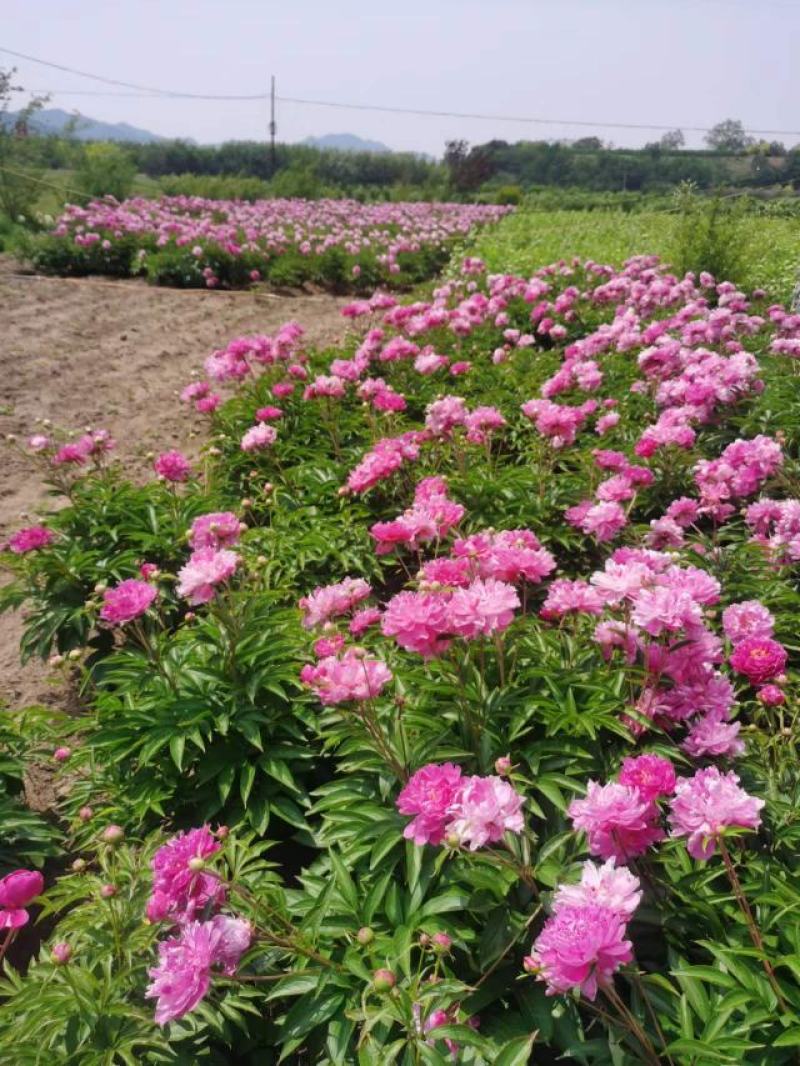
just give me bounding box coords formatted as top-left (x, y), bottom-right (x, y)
top-left (75, 143), bottom-right (136, 201)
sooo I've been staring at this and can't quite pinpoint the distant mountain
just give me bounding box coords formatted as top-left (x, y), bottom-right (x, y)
top-left (301, 132), bottom-right (392, 154)
top-left (4, 107), bottom-right (165, 144)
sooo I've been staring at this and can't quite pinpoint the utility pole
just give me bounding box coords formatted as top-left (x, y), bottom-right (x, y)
top-left (269, 75), bottom-right (277, 176)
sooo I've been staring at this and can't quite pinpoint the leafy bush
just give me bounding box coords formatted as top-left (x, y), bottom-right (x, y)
top-left (76, 143), bottom-right (136, 202)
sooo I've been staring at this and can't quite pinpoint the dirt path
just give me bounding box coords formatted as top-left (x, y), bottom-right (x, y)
top-left (0, 257), bottom-right (349, 709)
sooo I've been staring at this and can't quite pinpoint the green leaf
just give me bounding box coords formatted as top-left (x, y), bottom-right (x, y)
top-left (494, 1033), bottom-right (538, 1066)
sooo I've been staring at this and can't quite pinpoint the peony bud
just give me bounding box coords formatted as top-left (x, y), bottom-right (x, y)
top-left (101, 824), bottom-right (125, 845)
top-left (78, 806), bottom-right (93, 822)
top-left (215, 825), bottom-right (229, 840)
top-left (51, 942), bottom-right (72, 965)
top-left (187, 856), bottom-right (205, 872)
top-left (100, 883), bottom-right (117, 899)
top-left (523, 955), bottom-right (538, 973)
top-left (356, 927), bottom-right (374, 946)
top-left (53, 747), bottom-right (71, 763)
top-left (494, 755), bottom-right (512, 776)
top-left (431, 932), bottom-right (452, 952)
top-left (372, 969), bottom-right (396, 992)
top-left (71, 858), bottom-right (87, 872)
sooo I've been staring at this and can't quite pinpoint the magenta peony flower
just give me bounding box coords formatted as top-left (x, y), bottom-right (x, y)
top-left (154, 450), bottom-right (192, 483)
top-left (100, 579), bottom-right (158, 625)
top-left (176, 548), bottom-right (238, 605)
top-left (7, 525), bottom-right (54, 554)
top-left (757, 683), bottom-right (786, 706)
top-left (569, 781), bottom-right (665, 862)
top-left (146, 915), bottom-right (251, 1025)
top-left (447, 774), bottom-right (525, 850)
top-left (669, 766), bottom-right (764, 859)
top-left (148, 826), bottom-right (225, 924)
top-left (396, 763), bottom-right (464, 846)
top-left (188, 512), bottom-right (242, 551)
top-left (729, 637), bottom-right (787, 685)
top-left (553, 859), bottom-right (642, 919)
top-left (529, 903), bottom-right (633, 999)
top-left (618, 754), bottom-right (676, 803)
top-left (0, 868), bottom-right (45, 928)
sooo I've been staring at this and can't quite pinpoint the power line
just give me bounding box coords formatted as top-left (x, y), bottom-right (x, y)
top-left (4, 45), bottom-right (800, 139)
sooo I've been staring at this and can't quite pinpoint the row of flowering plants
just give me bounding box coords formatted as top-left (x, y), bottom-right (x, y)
top-left (2, 249), bottom-right (800, 1062)
top-left (23, 195), bottom-right (511, 291)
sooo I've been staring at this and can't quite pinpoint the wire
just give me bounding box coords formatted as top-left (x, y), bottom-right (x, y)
top-left (5, 44), bottom-right (800, 138)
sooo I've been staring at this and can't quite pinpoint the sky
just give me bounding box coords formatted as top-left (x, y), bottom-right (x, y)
top-left (4, 0), bottom-right (800, 157)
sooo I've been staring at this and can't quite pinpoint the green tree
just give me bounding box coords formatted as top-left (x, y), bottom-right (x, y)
top-left (704, 118), bottom-right (754, 152)
top-left (0, 67), bottom-right (49, 220)
top-left (76, 142), bottom-right (136, 200)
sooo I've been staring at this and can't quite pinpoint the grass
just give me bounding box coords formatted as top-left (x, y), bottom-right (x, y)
top-left (473, 208), bottom-right (800, 303)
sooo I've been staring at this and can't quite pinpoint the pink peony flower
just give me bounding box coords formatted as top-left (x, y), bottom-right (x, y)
top-left (0, 869), bottom-right (45, 929)
top-left (100, 579), bottom-right (158, 625)
top-left (148, 826), bottom-right (225, 924)
top-left (669, 767), bottom-right (764, 859)
top-left (618, 754), bottom-right (676, 803)
top-left (682, 715), bottom-right (744, 759)
top-left (241, 423), bottom-right (277, 451)
top-left (176, 549), bottom-right (238, 605)
top-left (448, 578), bottom-right (520, 639)
top-left (300, 649), bottom-right (392, 705)
top-left (146, 915), bottom-right (251, 1025)
top-left (569, 781), bottom-right (665, 862)
top-left (154, 451), bottom-right (192, 483)
top-left (757, 683), bottom-right (786, 706)
top-left (729, 637), bottom-right (787, 685)
top-left (722, 601), bottom-right (775, 645)
top-left (529, 903), bottom-right (633, 999)
top-left (299, 577), bottom-right (372, 629)
top-left (553, 859), bottom-right (641, 919)
top-left (7, 525), bottom-right (53, 554)
top-left (447, 774), bottom-right (525, 850)
top-left (397, 763), bottom-right (464, 846)
top-left (188, 512), bottom-right (242, 551)
top-left (381, 590), bottom-right (452, 658)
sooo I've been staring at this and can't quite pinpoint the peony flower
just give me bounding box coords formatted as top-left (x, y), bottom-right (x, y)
top-left (682, 715), bottom-right (745, 759)
top-left (397, 763), bottom-right (464, 846)
top-left (528, 903), bottom-right (633, 999)
top-left (148, 826), bottom-right (225, 924)
top-left (618, 754), bottom-right (676, 803)
top-left (154, 451), bottom-right (192, 482)
top-left (176, 549), bottom-right (238, 605)
top-left (241, 423), bottom-right (277, 451)
top-left (448, 578), bottom-right (520, 639)
top-left (299, 577), bottom-right (372, 629)
top-left (300, 649), bottom-right (392, 705)
top-left (0, 869), bottom-right (45, 928)
top-left (100, 579), bottom-right (158, 625)
top-left (568, 781), bottom-right (665, 861)
top-left (7, 525), bottom-right (53, 554)
top-left (446, 774), bottom-right (525, 850)
top-left (669, 767), bottom-right (764, 859)
top-left (146, 915), bottom-right (251, 1025)
top-left (722, 601), bottom-right (775, 645)
top-left (729, 636), bottom-right (787, 685)
top-left (188, 512), bottom-right (242, 551)
top-left (553, 859), bottom-right (641, 919)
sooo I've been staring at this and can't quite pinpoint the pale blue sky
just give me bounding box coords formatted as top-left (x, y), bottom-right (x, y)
top-left (4, 0), bottom-right (799, 155)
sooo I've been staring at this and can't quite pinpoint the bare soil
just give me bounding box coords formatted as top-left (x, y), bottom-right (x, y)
top-left (0, 256), bottom-right (349, 710)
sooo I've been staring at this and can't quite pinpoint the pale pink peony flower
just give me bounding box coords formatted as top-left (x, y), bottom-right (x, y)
top-left (553, 859), bottom-right (641, 919)
top-left (176, 549), bottom-right (238, 605)
top-left (241, 423), bottom-right (277, 451)
top-left (722, 601), bottom-right (775, 645)
top-left (148, 826), bottom-right (225, 924)
top-left (682, 715), bottom-right (745, 759)
top-left (529, 903), bottom-right (633, 999)
top-left (569, 781), bottom-right (665, 861)
top-left (100, 579), bottom-right (158, 625)
top-left (300, 650), bottom-right (392, 705)
top-left (188, 512), bottom-right (242, 551)
top-left (299, 577), bottom-right (372, 629)
top-left (146, 915), bottom-right (251, 1025)
top-left (448, 578), bottom-right (520, 639)
top-left (397, 763), bottom-right (464, 846)
top-left (447, 774), bottom-right (525, 850)
top-left (669, 767), bottom-right (764, 859)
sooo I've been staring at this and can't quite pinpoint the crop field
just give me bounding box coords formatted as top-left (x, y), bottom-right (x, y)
top-left (24, 196), bottom-right (510, 291)
top-left (2, 201), bottom-right (800, 1064)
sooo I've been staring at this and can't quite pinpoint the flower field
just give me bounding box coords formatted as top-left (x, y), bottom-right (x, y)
top-left (25, 196), bottom-right (510, 291)
top-left (3, 229), bottom-right (800, 1064)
